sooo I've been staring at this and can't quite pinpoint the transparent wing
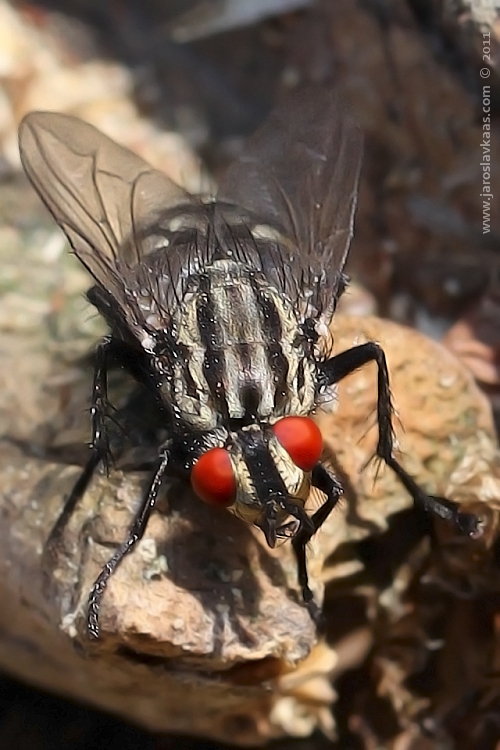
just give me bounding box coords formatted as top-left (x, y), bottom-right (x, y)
top-left (217, 87), bottom-right (363, 323)
top-left (18, 112), bottom-right (192, 293)
top-left (18, 94), bottom-right (362, 345)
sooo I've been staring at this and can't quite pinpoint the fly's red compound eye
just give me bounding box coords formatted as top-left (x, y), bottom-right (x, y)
top-left (191, 448), bottom-right (236, 507)
top-left (272, 416), bottom-right (323, 471)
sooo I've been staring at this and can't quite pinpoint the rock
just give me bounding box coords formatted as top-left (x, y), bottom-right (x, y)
top-left (0, 0), bottom-right (207, 193)
top-left (0, 221), bottom-right (497, 745)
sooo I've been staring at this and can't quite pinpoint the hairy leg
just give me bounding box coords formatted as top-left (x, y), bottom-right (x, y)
top-left (292, 464), bottom-right (344, 603)
top-left (319, 343), bottom-right (479, 536)
top-left (87, 451), bottom-right (170, 639)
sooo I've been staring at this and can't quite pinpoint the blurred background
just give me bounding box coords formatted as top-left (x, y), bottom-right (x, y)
top-left (0, 0), bottom-right (499, 748)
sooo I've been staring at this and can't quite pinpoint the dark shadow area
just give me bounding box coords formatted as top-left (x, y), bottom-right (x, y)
top-left (0, 670), bottom-right (343, 750)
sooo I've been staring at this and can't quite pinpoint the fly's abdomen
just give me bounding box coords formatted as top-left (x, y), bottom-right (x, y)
top-left (171, 259), bottom-right (316, 428)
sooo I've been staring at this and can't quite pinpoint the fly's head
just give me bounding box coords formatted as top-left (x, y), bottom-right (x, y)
top-left (189, 417), bottom-right (323, 547)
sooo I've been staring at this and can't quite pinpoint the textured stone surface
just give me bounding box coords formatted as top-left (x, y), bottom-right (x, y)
top-left (0, 277), bottom-right (497, 743)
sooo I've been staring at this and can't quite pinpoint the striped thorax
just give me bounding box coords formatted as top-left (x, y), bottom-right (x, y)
top-left (171, 258), bottom-right (317, 430)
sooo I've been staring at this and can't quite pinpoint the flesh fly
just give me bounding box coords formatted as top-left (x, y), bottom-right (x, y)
top-left (18, 88), bottom-right (479, 639)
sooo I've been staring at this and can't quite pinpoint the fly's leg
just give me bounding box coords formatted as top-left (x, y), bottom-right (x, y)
top-left (291, 465), bottom-right (343, 605)
top-left (319, 343), bottom-right (479, 536)
top-left (44, 337), bottom-right (123, 558)
top-left (87, 452), bottom-right (170, 639)
top-left (89, 338), bottom-right (115, 473)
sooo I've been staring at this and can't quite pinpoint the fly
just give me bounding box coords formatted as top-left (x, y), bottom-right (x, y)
top-left (18, 88), bottom-right (480, 639)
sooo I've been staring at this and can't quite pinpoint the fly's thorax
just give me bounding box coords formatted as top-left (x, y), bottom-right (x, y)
top-left (166, 259), bottom-right (317, 431)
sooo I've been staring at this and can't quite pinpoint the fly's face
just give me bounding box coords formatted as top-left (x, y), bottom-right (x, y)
top-left (190, 417), bottom-right (323, 547)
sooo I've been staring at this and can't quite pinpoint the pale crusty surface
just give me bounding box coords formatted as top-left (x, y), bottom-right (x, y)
top-left (0, 303), bottom-right (498, 743)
